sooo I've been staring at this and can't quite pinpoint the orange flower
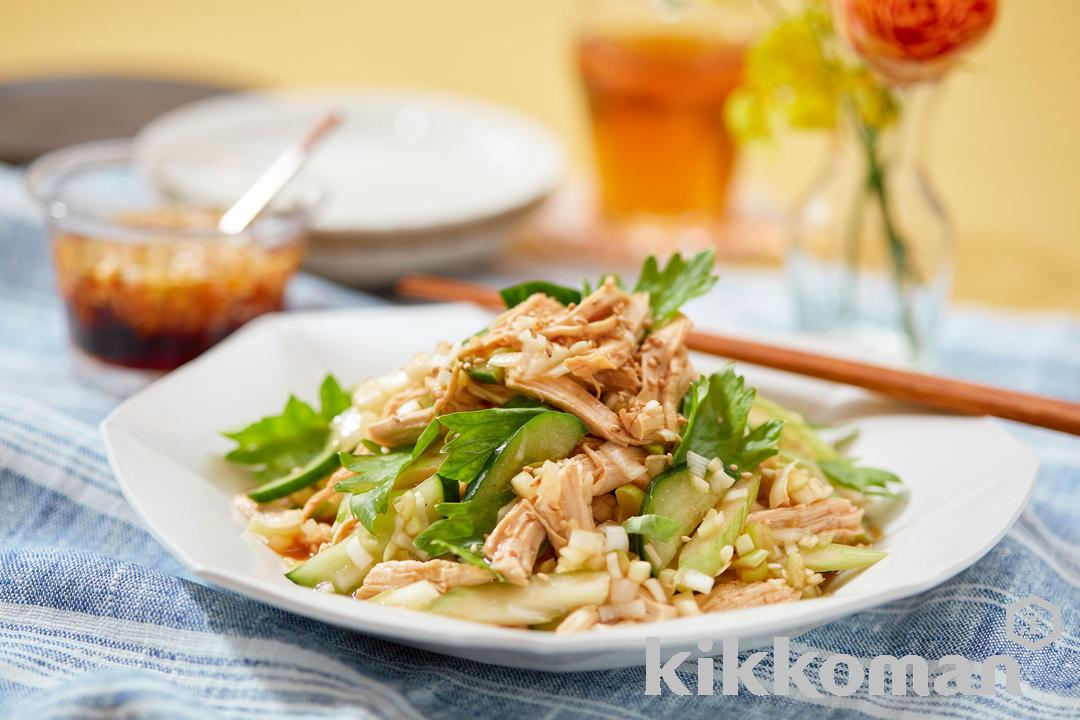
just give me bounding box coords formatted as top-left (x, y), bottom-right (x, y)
top-left (837, 0), bottom-right (997, 84)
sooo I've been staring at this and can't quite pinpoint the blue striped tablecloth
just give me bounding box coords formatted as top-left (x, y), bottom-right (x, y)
top-left (0, 165), bottom-right (1077, 719)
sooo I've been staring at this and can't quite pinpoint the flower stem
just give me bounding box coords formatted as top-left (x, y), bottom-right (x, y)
top-left (841, 167), bottom-right (866, 324)
top-left (857, 124), bottom-right (922, 353)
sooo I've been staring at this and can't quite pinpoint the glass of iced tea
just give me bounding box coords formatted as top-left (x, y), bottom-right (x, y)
top-left (26, 140), bottom-right (314, 373)
top-left (578, 0), bottom-right (758, 223)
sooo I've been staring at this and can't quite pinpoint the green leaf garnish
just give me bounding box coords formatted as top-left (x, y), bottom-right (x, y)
top-left (499, 281), bottom-right (582, 309)
top-left (436, 407), bottom-right (546, 484)
top-left (224, 374), bottom-right (349, 483)
top-left (339, 451), bottom-right (412, 531)
top-left (582, 272), bottom-right (625, 296)
top-left (633, 249), bottom-right (718, 325)
top-left (337, 419), bottom-right (444, 532)
top-left (413, 489), bottom-right (516, 573)
top-left (336, 407), bottom-right (544, 534)
top-left (318, 375), bottom-right (352, 422)
top-left (819, 458), bottom-right (903, 497)
top-left (335, 451), bottom-right (412, 494)
top-left (674, 365), bottom-right (783, 473)
top-left (623, 514), bottom-right (681, 542)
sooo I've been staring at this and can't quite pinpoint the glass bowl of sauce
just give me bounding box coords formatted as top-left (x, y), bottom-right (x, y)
top-left (27, 140), bottom-right (314, 371)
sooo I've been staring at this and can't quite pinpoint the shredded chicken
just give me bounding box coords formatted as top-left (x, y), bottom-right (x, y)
top-left (430, 362), bottom-right (465, 415)
top-left (541, 314), bottom-right (619, 340)
top-left (619, 317), bottom-right (694, 443)
top-left (463, 293), bottom-right (565, 356)
top-left (584, 441), bottom-right (650, 494)
top-left (594, 364), bottom-right (641, 394)
top-left (528, 456), bottom-right (596, 549)
top-left (301, 481), bottom-right (341, 521)
top-left (483, 500), bottom-right (547, 585)
top-left (559, 277), bottom-right (628, 324)
top-left (329, 517), bottom-right (357, 546)
top-left (516, 329), bottom-right (591, 379)
top-left (367, 406), bottom-right (436, 446)
top-left (556, 605), bottom-right (600, 634)
top-left (562, 292), bottom-right (650, 390)
top-left (640, 596), bottom-right (679, 623)
top-left (506, 373), bottom-right (636, 446)
top-left (464, 381), bottom-right (516, 406)
top-left (747, 497), bottom-right (866, 542)
top-left (381, 386), bottom-right (427, 419)
top-left (354, 559), bottom-right (494, 599)
top-left (701, 580), bottom-right (802, 612)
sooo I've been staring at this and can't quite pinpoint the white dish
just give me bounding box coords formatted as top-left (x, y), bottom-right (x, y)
top-left (134, 90), bottom-right (564, 286)
top-left (101, 305), bottom-right (1038, 671)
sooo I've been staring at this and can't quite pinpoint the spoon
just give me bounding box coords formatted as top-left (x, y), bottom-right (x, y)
top-left (217, 112), bottom-right (342, 235)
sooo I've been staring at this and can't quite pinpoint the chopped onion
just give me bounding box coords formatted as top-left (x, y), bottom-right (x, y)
top-left (603, 525), bottom-right (630, 553)
top-left (642, 578), bottom-right (668, 603)
top-left (606, 551), bottom-right (624, 578)
top-left (627, 560), bottom-right (652, 584)
top-left (673, 593), bottom-right (701, 617)
top-left (675, 567), bottom-right (715, 594)
top-left (769, 460), bottom-right (799, 508)
top-left (599, 599), bottom-right (646, 622)
top-left (487, 352), bottom-right (523, 368)
top-left (725, 487), bottom-right (748, 502)
top-left (568, 528), bottom-right (605, 556)
top-left (686, 451), bottom-right (709, 483)
top-left (708, 467), bottom-right (736, 493)
top-left (510, 470), bottom-right (537, 499)
top-left (608, 577), bottom-right (638, 604)
top-left (735, 533), bottom-right (755, 556)
top-left (345, 536), bottom-right (374, 571)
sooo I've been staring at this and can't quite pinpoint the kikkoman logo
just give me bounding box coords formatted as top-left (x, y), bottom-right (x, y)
top-left (644, 637), bottom-right (1021, 697)
top-left (644, 597), bottom-right (1060, 698)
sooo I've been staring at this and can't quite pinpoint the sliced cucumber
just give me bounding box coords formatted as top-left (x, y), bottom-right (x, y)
top-left (634, 466), bottom-right (720, 572)
top-left (286, 528), bottom-right (375, 593)
top-left (394, 451), bottom-right (444, 489)
top-left (802, 544), bottom-right (886, 572)
top-left (429, 571), bottom-right (609, 626)
top-left (409, 474), bottom-right (448, 526)
top-left (678, 474), bottom-right (761, 577)
top-left (503, 396), bottom-right (545, 409)
top-left (466, 364), bottom-right (505, 385)
top-left (247, 445), bottom-right (339, 503)
top-left (464, 411), bottom-right (587, 499)
top-left (752, 396), bottom-right (838, 463)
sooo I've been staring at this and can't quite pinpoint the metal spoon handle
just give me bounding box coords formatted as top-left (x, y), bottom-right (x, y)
top-left (217, 112), bottom-right (341, 235)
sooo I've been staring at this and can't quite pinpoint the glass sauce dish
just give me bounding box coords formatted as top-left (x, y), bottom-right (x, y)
top-left (27, 140), bottom-right (313, 371)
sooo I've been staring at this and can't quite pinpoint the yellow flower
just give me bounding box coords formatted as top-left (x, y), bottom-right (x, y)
top-left (724, 88), bottom-right (770, 142)
top-left (844, 67), bottom-right (900, 130)
top-left (727, 11), bottom-right (839, 138)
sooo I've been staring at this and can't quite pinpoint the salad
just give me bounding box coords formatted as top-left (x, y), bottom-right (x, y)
top-left (225, 251), bottom-right (902, 631)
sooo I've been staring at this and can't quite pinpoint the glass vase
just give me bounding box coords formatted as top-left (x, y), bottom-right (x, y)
top-left (787, 85), bottom-right (952, 363)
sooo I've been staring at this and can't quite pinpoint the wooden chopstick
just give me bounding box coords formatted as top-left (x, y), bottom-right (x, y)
top-left (396, 273), bottom-right (1080, 436)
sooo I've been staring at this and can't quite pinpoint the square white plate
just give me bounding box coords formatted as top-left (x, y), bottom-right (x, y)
top-left (101, 304), bottom-right (1038, 671)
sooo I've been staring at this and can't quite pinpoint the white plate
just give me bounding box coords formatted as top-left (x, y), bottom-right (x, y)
top-left (101, 305), bottom-right (1038, 671)
top-left (134, 91), bottom-right (564, 287)
top-left (136, 89), bottom-right (564, 233)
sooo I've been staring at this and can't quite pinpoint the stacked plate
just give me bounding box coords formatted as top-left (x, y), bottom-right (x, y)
top-left (135, 90), bottom-right (565, 287)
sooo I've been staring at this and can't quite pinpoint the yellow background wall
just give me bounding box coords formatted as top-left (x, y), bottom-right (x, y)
top-left (2, 0), bottom-right (1077, 311)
